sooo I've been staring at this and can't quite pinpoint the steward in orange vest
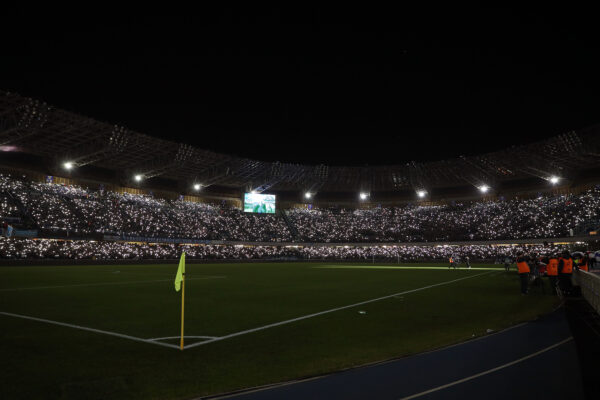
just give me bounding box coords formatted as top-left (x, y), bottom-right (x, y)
top-left (517, 259), bottom-right (530, 274)
top-left (515, 253), bottom-right (530, 295)
top-left (577, 255), bottom-right (589, 272)
top-left (546, 255), bottom-right (559, 295)
top-left (449, 256), bottom-right (456, 269)
top-left (558, 251), bottom-right (573, 294)
top-left (559, 254), bottom-right (573, 274)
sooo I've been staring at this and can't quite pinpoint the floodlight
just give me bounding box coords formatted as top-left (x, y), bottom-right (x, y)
top-left (359, 192), bottom-right (368, 200)
top-left (304, 192), bottom-right (312, 199)
top-left (134, 174), bottom-right (143, 182)
top-left (0, 145), bottom-right (19, 152)
top-left (549, 176), bottom-right (560, 185)
top-left (479, 185), bottom-right (489, 193)
top-left (417, 190), bottom-right (426, 198)
top-left (63, 162), bottom-right (74, 170)
top-left (193, 183), bottom-right (201, 191)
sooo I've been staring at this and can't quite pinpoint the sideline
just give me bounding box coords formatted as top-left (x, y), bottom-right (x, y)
top-left (185, 271), bottom-right (493, 349)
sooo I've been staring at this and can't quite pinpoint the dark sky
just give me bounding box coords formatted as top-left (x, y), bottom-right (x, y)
top-left (2, 6), bottom-right (599, 166)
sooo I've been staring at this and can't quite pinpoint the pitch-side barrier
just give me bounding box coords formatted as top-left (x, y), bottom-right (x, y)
top-left (574, 269), bottom-right (600, 315)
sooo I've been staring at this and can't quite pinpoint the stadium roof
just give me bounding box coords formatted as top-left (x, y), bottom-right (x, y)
top-left (1, 91), bottom-right (600, 194)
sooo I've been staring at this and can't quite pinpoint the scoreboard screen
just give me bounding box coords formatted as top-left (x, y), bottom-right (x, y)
top-left (244, 193), bottom-right (276, 214)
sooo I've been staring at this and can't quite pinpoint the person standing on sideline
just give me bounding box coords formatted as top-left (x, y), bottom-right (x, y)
top-left (465, 256), bottom-right (471, 269)
top-left (558, 250), bottom-right (574, 295)
top-left (504, 255), bottom-right (512, 272)
top-left (585, 251), bottom-right (595, 270)
top-left (546, 254), bottom-right (559, 295)
top-left (516, 252), bottom-right (530, 295)
top-left (449, 256), bottom-right (456, 269)
top-left (577, 253), bottom-right (589, 272)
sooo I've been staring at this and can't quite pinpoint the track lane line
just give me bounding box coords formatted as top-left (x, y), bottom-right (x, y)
top-left (397, 336), bottom-right (573, 400)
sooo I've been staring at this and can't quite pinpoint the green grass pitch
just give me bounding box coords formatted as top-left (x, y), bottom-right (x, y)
top-left (0, 262), bottom-right (558, 399)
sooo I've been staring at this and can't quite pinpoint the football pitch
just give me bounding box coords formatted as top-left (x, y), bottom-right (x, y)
top-left (0, 262), bottom-right (558, 399)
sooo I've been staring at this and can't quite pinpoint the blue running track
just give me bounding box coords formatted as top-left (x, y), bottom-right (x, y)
top-left (209, 308), bottom-right (584, 400)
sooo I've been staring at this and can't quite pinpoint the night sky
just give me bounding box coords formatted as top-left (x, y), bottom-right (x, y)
top-left (2, 6), bottom-right (599, 166)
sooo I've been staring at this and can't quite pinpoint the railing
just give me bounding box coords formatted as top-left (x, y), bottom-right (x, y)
top-left (574, 269), bottom-right (600, 315)
top-left (279, 210), bottom-right (299, 239)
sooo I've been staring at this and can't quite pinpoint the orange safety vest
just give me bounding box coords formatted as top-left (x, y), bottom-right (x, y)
top-left (579, 259), bottom-right (588, 272)
top-left (517, 260), bottom-right (530, 274)
top-left (449, 257), bottom-right (453, 263)
top-left (559, 257), bottom-right (573, 274)
top-left (546, 258), bottom-right (559, 276)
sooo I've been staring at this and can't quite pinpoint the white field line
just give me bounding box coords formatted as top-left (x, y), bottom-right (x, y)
top-left (0, 311), bottom-right (180, 350)
top-left (397, 336), bottom-right (573, 400)
top-left (0, 276), bottom-right (226, 292)
top-left (314, 266), bottom-right (500, 271)
top-left (207, 334), bottom-right (573, 400)
top-left (148, 335), bottom-right (220, 341)
top-left (0, 271), bottom-right (491, 351)
top-left (185, 271), bottom-right (493, 349)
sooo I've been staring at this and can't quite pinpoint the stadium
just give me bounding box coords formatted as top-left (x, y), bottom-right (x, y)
top-left (2, 7), bottom-right (600, 400)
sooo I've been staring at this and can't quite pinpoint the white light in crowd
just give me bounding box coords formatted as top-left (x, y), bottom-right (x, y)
top-left (359, 192), bottom-right (368, 200)
top-left (479, 185), bottom-right (489, 193)
top-left (417, 190), bottom-right (426, 198)
top-left (549, 176), bottom-right (560, 185)
top-left (63, 162), bottom-right (74, 170)
top-left (0, 145), bottom-right (19, 152)
top-left (134, 174), bottom-right (143, 182)
top-left (305, 192), bottom-right (312, 199)
top-left (193, 183), bottom-right (201, 191)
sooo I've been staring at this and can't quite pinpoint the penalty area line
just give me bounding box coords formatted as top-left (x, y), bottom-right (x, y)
top-left (0, 311), bottom-right (181, 350)
top-left (185, 271), bottom-right (493, 349)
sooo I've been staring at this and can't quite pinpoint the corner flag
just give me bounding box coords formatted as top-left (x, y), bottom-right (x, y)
top-left (175, 252), bottom-right (185, 291)
top-left (174, 252), bottom-right (186, 350)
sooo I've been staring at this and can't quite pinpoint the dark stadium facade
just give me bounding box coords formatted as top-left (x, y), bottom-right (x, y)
top-left (2, 91), bottom-right (600, 207)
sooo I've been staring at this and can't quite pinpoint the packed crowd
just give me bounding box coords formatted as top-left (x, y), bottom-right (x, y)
top-left (0, 236), bottom-right (575, 262)
top-left (287, 192), bottom-right (600, 242)
top-left (0, 174), bottom-right (291, 241)
top-left (1, 173), bottom-right (599, 243)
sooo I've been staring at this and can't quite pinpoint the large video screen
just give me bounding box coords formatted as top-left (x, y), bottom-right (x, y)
top-left (244, 193), bottom-right (276, 214)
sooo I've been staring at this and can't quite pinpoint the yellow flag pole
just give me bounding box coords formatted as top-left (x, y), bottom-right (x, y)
top-left (180, 272), bottom-right (185, 350)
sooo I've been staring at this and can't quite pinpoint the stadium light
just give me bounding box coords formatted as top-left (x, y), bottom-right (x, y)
top-left (193, 183), bottom-right (201, 191)
top-left (479, 185), bottom-right (490, 193)
top-left (304, 192), bottom-right (312, 199)
top-left (134, 174), bottom-right (143, 182)
top-left (359, 192), bottom-right (369, 200)
top-left (0, 145), bottom-right (19, 152)
top-left (549, 176), bottom-right (560, 185)
top-left (63, 161), bottom-right (74, 170)
top-left (417, 190), bottom-right (427, 198)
